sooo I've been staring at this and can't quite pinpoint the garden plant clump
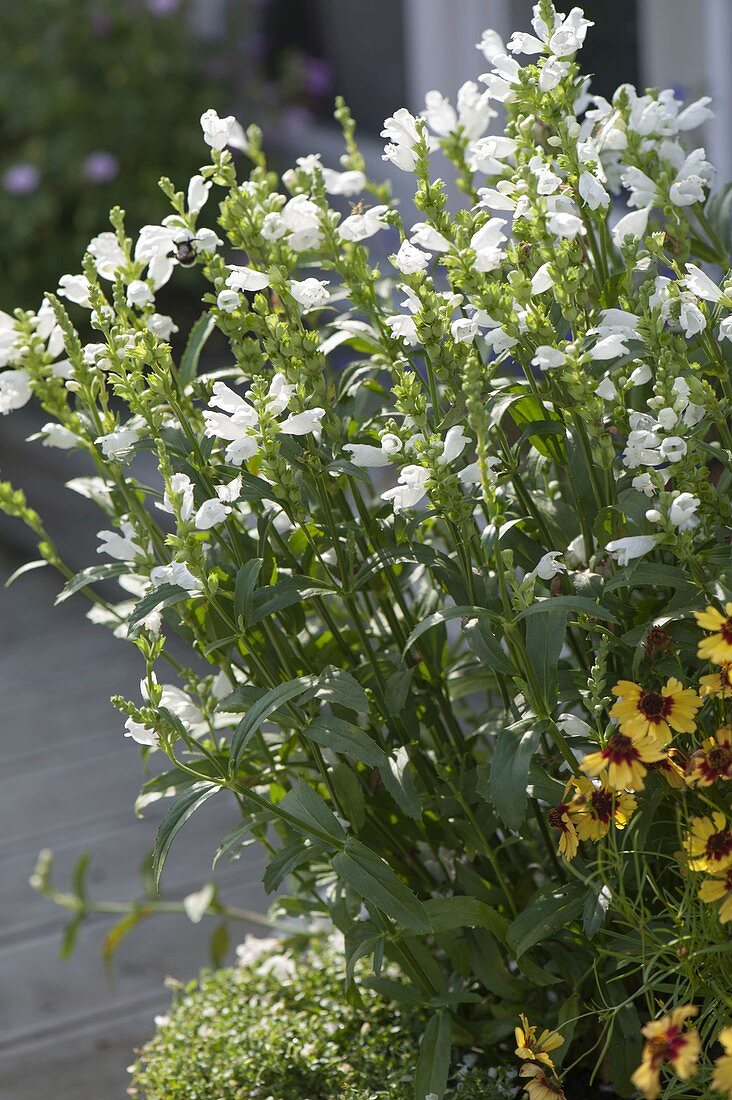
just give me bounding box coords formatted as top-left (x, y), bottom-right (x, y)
top-left (3, 1), bottom-right (732, 1096)
top-left (129, 934), bottom-right (514, 1100)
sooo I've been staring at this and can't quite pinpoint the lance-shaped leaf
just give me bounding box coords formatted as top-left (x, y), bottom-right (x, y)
top-left (152, 781), bottom-right (219, 888)
top-left (332, 838), bottom-right (429, 932)
top-left (489, 718), bottom-right (543, 831)
top-left (303, 714), bottom-right (387, 767)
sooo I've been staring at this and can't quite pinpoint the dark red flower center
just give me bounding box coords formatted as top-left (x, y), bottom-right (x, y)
top-left (605, 733), bottom-right (640, 762)
top-left (647, 1027), bottom-right (685, 1068)
top-left (591, 788), bottom-right (614, 822)
top-left (721, 619), bottom-right (732, 644)
top-left (706, 746), bottom-right (732, 774)
top-left (548, 804), bottom-right (569, 830)
top-left (725, 868), bottom-right (732, 891)
top-left (706, 829), bottom-right (732, 862)
top-left (638, 690), bottom-right (672, 721)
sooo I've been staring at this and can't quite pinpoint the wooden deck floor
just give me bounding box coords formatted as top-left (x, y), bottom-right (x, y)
top-left (0, 413), bottom-right (268, 1099)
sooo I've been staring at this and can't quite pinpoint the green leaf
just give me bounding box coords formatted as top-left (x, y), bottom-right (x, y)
top-left (304, 715), bottom-right (387, 767)
top-left (414, 1011), bottom-right (451, 1100)
top-left (462, 615), bottom-right (512, 672)
top-left (379, 746), bottom-right (422, 819)
top-left (249, 575), bottom-right (335, 625)
top-left (178, 311), bottom-right (215, 386)
top-left (55, 562), bottom-right (127, 603)
top-left (424, 896), bottom-right (508, 940)
top-left (234, 557), bottom-right (262, 627)
top-left (582, 882), bottom-right (612, 940)
top-left (384, 668), bottom-right (414, 717)
top-left (331, 763), bottom-right (366, 830)
top-left (514, 595), bottom-right (618, 624)
top-left (332, 838), bottom-right (429, 932)
top-left (314, 666), bottom-right (370, 714)
top-left (279, 779), bottom-right (346, 846)
top-left (507, 885), bottom-right (585, 957)
top-left (152, 782), bottom-right (219, 888)
top-left (264, 836), bottom-right (324, 893)
top-left (526, 605), bottom-right (567, 708)
top-left (230, 675), bottom-right (317, 769)
top-left (489, 718), bottom-right (543, 831)
top-left (128, 583), bottom-right (196, 633)
top-left (403, 605), bottom-right (499, 659)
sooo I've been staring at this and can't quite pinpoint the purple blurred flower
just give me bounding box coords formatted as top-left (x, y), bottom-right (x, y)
top-left (303, 57), bottom-right (332, 98)
top-left (147, 0), bottom-right (180, 13)
top-left (2, 163), bottom-right (40, 195)
top-left (90, 15), bottom-right (113, 37)
top-left (83, 151), bottom-right (119, 185)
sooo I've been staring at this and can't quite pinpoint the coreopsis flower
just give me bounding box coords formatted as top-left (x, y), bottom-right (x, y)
top-left (609, 678), bottom-right (700, 740)
top-left (630, 1005), bottom-right (700, 1100)
top-left (581, 729), bottom-right (668, 791)
top-left (645, 752), bottom-right (686, 789)
top-left (695, 603), bottom-right (732, 664)
top-left (685, 812), bottom-right (732, 871)
top-left (699, 866), bottom-right (732, 923)
top-left (547, 802), bottom-right (579, 859)
top-left (514, 1015), bottom-right (564, 1069)
top-left (518, 1063), bottom-right (566, 1100)
top-left (712, 1028), bottom-right (732, 1096)
top-left (568, 775), bottom-right (636, 842)
top-left (700, 662), bottom-right (732, 697)
top-left (686, 728), bottom-right (732, 787)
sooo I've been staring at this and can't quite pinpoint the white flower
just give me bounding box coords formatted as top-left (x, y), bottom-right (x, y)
top-left (590, 334), bottom-right (629, 360)
top-left (676, 97), bottom-right (714, 130)
top-left (682, 263), bottom-right (724, 303)
top-left (58, 274), bottom-right (92, 308)
top-left (451, 317), bottom-right (480, 344)
top-left (0, 369), bottom-right (31, 414)
top-left (605, 535), bottom-right (656, 566)
top-left (470, 218), bottom-right (507, 271)
top-left (88, 232), bottom-right (125, 280)
top-left (612, 205), bottom-right (651, 247)
top-left (628, 363), bottom-right (652, 386)
top-left (126, 280), bottom-right (154, 308)
top-left (475, 29), bottom-right (505, 62)
top-left (507, 30), bottom-right (544, 55)
top-left (321, 167), bottom-right (366, 196)
top-left (97, 522), bottom-right (142, 562)
top-left (41, 423), bottom-right (77, 449)
top-left (632, 472), bottom-right (655, 497)
top-left (96, 427), bottom-right (139, 459)
top-left (467, 135), bottom-right (517, 174)
top-left (438, 425), bottom-right (470, 466)
top-left (338, 204), bottom-right (389, 242)
top-left (266, 373), bottom-right (295, 416)
top-left (532, 346), bottom-right (566, 370)
top-left (423, 90), bottom-right (457, 136)
top-left (720, 316), bottom-right (732, 342)
top-left (195, 498), bottom-right (231, 530)
top-left (669, 492), bottom-right (700, 530)
top-left (261, 211), bottom-right (286, 241)
top-left (539, 56), bottom-right (570, 92)
top-left (548, 7), bottom-right (593, 56)
top-left (279, 408), bottom-right (325, 436)
top-left (531, 263), bottom-right (554, 294)
top-left (159, 472), bottom-right (195, 521)
top-left (670, 174), bottom-right (706, 207)
top-left (579, 171), bottom-right (610, 210)
top-left (621, 166), bottom-right (656, 208)
top-left (547, 211), bottom-right (585, 239)
top-left (679, 300), bottom-right (706, 337)
top-left (386, 313), bottom-right (419, 346)
top-left (407, 222), bottom-right (448, 255)
top-left (393, 240), bottom-right (430, 275)
top-left (150, 561), bottom-right (199, 591)
top-left (381, 433), bottom-right (402, 455)
top-left (135, 225), bottom-right (177, 288)
top-left (226, 265), bottom-right (270, 292)
top-left (200, 108), bottom-right (247, 151)
top-left (381, 108), bottom-right (421, 172)
top-left (217, 289), bottom-right (240, 313)
top-left (660, 435), bottom-right (687, 462)
top-left (529, 551), bottom-right (567, 581)
top-left (147, 313), bottom-right (179, 340)
top-left (290, 278), bottom-right (330, 310)
top-left (125, 716), bottom-right (158, 748)
top-left (281, 194), bottom-right (323, 251)
top-left (655, 407), bottom-right (677, 431)
top-left (344, 443), bottom-right (391, 468)
top-left (595, 376), bottom-right (616, 401)
top-left (187, 174), bottom-right (211, 214)
top-left (382, 464), bottom-right (430, 513)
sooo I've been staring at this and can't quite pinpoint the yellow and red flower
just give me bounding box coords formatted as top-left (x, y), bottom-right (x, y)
top-left (712, 1027), bottom-right (732, 1098)
top-left (700, 661), bottom-right (732, 698)
top-left (646, 751), bottom-right (687, 789)
top-left (630, 1005), bottom-right (700, 1100)
top-left (581, 729), bottom-right (668, 791)
top-left (685, 813), bottom-right (732, 872)
top-left (514, 1014), bottom-right (564, 1069)
top-left (567, 774), bottom-right (636, 841)
top-left (699, 865), bottom-right (732, 923)
top-left (686, 728), bottom-right (732, 787)
top-left (518, 1064), bottom-right (567, 1100)
top-left (610, 678), bottom-right (700, 740)
top-left (696, 603), bottom-right (732, 665)
top-left (547, 802), bottom-right (580, 860)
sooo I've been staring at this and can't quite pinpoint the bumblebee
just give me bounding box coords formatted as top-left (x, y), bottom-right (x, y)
top-left (172, 236), bottom-right (197, 267)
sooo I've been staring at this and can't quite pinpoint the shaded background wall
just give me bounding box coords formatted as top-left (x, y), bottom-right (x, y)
top-left (0, 1), bottom-right (724, 1097)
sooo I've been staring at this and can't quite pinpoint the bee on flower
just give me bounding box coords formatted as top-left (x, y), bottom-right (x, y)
top-left (546, 802), bottom-right (580, 860)
top-left (700, 661), bottom-right (732, 697)
top-left (514, 1014), bottom-right (564, 1070)
top-left (698, 865), bottom-right (732, 923)
top-left (712, 1027), bottom-right (732, 1097)
top-left (630, 1005), bottom-right (701, 1100)
top-left (567, 774), bottom-right (637, 841)
top-left (685, 727), bottom-right (732, 787)
top-left (684, 812), bottom-right (732, 872)
top-left (695, 602), bottom-right (732, 664)
top-left (609, 678), bottom-right (700, 740)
